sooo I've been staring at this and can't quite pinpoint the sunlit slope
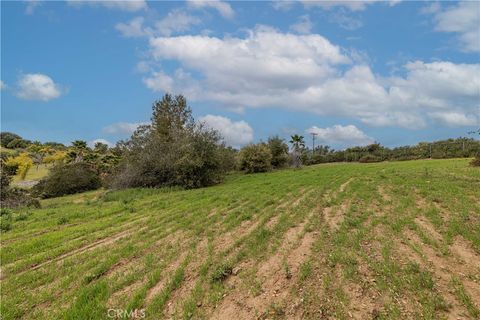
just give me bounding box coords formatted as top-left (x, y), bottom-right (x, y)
top-left (1, 159), bottom-right (479, 319)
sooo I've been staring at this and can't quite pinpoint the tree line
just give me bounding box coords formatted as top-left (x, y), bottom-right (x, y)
top-left (1, 93), bottom-right (479, 209)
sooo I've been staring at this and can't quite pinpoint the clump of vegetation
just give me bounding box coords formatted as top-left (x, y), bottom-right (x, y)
top-left (238, 143), bottom-right (272, 173)
top-left (5, 152), bottom-right (33, 180)
top-left (470, 156), bottom-right (480, 167)
top-left (33, 162), bottom-right (101, 198)
top-left (0, 214), bottom-right (12, 232)
top-left (0, 132), bottom-right (23, 148)
top-left (112, 94), bottom-right (229, 189)
top-left (267, 136), bottom-right (289, 169)
top-left (210, 261), bottom-right (233, 282)
top-left (1, 165), bottom-right (40, 209)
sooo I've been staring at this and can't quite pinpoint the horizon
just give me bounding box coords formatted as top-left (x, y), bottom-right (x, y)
top-left (1, 0), bottom-right (479, 149)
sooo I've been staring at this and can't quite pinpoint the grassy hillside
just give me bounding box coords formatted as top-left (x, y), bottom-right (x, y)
top-left (11, 164), bottom-right (51, 188)
top-left (1, 159), bottom-right (479, 319)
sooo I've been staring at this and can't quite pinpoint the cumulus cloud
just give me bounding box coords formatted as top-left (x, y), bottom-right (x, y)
top-left (290, 15), bottom-right (313, 34)
top-left (199, 115), bottom-right (254, 147)
top-left (141, 27), bottom-right (479, 129)
top-left (306, 124), bottom-right (374, 147)
top-left (103, 122), bottom-right (148, 135)
top-left (187, 0), bottom-right (234, 19)
top-left (15, 73), bottom-right (64, 101)
top-left (88, 138), bottom-right (113, 148)
top-left (429, 112), bottom-right (477, 127)
top-left (426, 1), bottom-right (480, 52)
top-left (67, 0), bottom-right (147, 12)
top-left (0, 80), bottom-right (6, 91)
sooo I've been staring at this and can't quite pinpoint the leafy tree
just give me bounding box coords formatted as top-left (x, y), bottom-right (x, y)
top-left (68, 140), bottom-right (89, 163)
top-left (238, 143), bottom-right (272, 173)
top-left (94, 142), bottom-right (109, 154)
top-left (43, 150), bottom-right (67, 165)
top-left (151, 94), bottom-right (193, 139)
top-left (112, 94), bottom-right (228, 189)
top-left (267, 136), bottom-right (289, 168)
top-left (5, 152), bottom-right (33, 180)
top-left (0, 132), bottom-right (22, 148)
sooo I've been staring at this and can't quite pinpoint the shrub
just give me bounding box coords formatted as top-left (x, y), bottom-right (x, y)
top-left (0, 216), bottom-right (12, 232)
top-left (238, 143), bottom-right (272, 173)
top-left (267, 136), bottom-right (289, 169)
top-left (33, 162), bottom-right (101, 198)
top-left (0, 208), bottom-right (12, 216)
top-left (471, 156), bottom-right (480, 167)
top-left (1, 165), bottom-right (40, 209)
top-left (0, 132), bottom-right (22, 148)
top-left (6, 138), bottom-right (29, 149)
top-left (57, 216), bottom-right (69, 225)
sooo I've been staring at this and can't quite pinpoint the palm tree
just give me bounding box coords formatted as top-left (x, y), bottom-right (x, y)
top-left (289, 135), bottom-right (305, 168)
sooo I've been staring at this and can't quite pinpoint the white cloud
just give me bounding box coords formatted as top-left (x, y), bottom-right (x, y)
top-left (116, 10), bottom-right (201, 38)
top-left (275, 1), bottom-right (401, 12)
top-left (290, 15), bottom-right (313, 34)
top-left (199, 115), bottom-right (253, 147)
top-left (428, 1), bottom-right (480, 52)
top-left (25, 0), bottom-right (42, 15)
top-left (143, 71), bottom-right (175, 92)
top-left (88, 138), bottom-right (113, 148)
top-left (103, 122), bottom-right (148, 135)
top-left (142, 28), bottom-right (479, 129)
top-left (155, 9), bottom-right (201, 36)
top-left (187, 0), bottom-right (234, 19)
top-left (302, 1), bottom-right (378, 11)
top-left (429, 112), bottom-right (477, 127)
top-left (116, 17), bottom-right (150, 38)
top-left (67, 0), bottom-right (147, 12)
top-left (0, 80), bottom-right (6, 91)
top-left (15, 73), bottom-right (64, 101)
top-left (306, 124), bottom-right (374, 147)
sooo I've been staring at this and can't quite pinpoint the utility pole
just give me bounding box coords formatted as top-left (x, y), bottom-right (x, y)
top-left (311, 132), bottom-right (318, 155)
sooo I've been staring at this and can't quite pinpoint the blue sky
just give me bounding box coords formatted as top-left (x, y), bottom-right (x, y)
top-left (1, 0), bottom-right (479, 149)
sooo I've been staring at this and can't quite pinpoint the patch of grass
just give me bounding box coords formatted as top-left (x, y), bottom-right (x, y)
top-left (451, 276), bottom-right (480, 318)
top-left (210, 261), bottom-right (233, 283)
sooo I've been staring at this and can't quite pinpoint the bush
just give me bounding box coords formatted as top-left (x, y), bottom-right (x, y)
top-left (0, 132), bottom-right (22, 148)
top-left (267, 136), bottom-right (289, 169)
top-left (0, 216), bottom-right (12, 232)
top-left (471, 156), bottom-right (480, 167)
top-left (239, 143), bottom-right (272, 173)
top-left (33, 162), bottom-right (101, 198)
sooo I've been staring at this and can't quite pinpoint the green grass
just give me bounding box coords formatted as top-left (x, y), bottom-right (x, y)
top-left (11, 163), bottom-right (51, 186)
top-left (1, 159), bottom-right (479, 319)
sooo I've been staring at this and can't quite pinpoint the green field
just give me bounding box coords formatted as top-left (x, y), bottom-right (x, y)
top-left (1, 159), bottom-right (479, 319)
